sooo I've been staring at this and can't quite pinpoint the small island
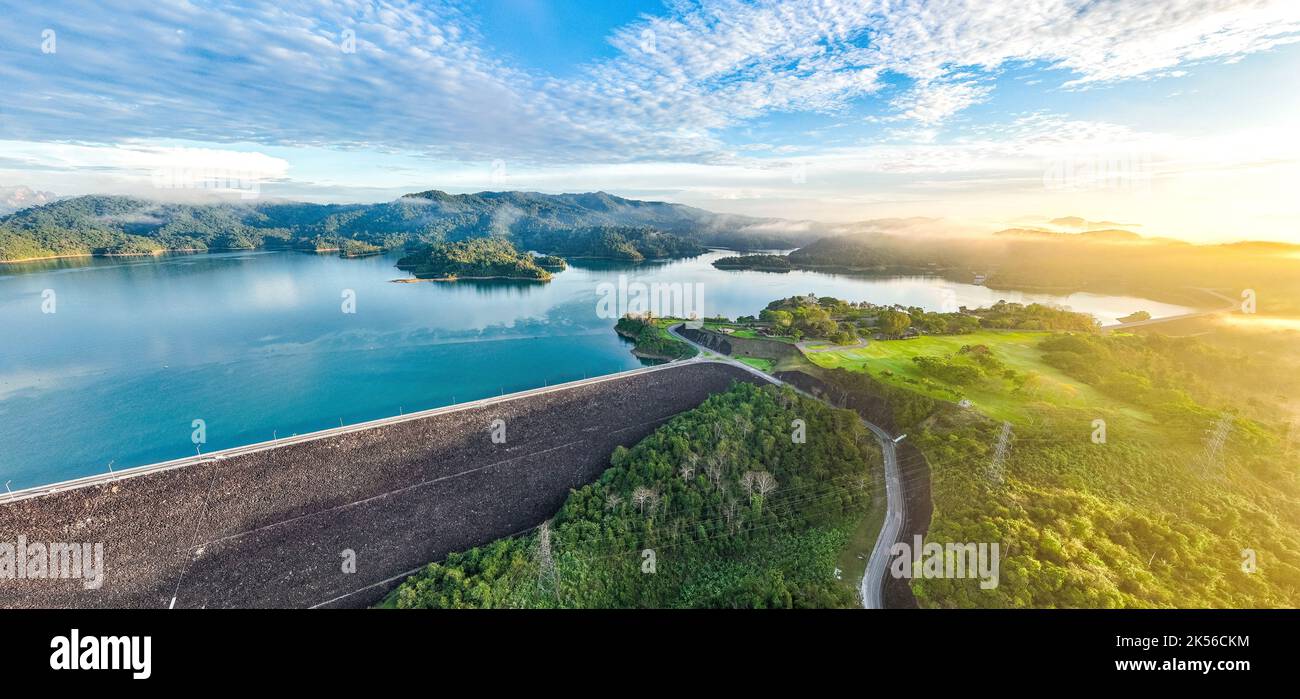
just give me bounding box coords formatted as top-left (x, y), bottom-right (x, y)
top-left (534, 254), bottom-right (568, 271)
top-left (712, 253), bottom-right (792, 272)
top-left (1117, 310), bottom-right (1151, 323)
top-left (395, 238), bottom-right (558, 281)
top-left (340, 240), bottom-right (383, 258)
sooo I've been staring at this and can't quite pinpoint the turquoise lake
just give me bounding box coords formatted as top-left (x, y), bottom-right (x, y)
top-left (0, 249), bottom-right (1194, 489)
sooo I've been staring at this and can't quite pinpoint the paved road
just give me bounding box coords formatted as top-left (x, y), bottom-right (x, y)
top-left (859, 424), bottom-right (902, 609)
top-left (669, 324), bottom-right (900, 609)
top-left (667, 324), bottom-right (783, 384)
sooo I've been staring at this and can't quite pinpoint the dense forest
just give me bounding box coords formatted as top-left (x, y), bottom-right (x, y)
top-left (752, 295), bottom-right (1097, 344)
top-left (0, 190), bottom-right (812, 262)
top-left (386, 382), bottom-right (881, 608)
top-left (814, 320), bottom-right (1300, 608)
top-left (395, 238), bottom-right (554, 280)
top-left (515, 225), bottom-right (706, 260)
top-left (534, 254), bottom-right (567, 270)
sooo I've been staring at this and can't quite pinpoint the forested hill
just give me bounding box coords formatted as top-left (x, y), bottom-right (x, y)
top-left (0, 190), bottom-right (820, 262)
top-left (395, 238), bottom-right (554, 281)
top-left (781, 230), bottom-right (1300, 314)
top-left (386, 382), bottom-right (880, 609)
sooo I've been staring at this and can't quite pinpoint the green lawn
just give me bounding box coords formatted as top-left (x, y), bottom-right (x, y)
top-left (736, 356), bottom-right (775, 373)
top-left (702, 322), bottom-right (803, 344)
top-left (807, 331), bottom-right (1150, 425)
top-left (702, 323), bottom-right (761, 339)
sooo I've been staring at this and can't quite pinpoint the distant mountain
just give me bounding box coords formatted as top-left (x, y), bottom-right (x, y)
top-left (0, 190), bottom-right (827, 262)
top-left (993, 228), bottom-right (1149, 241)
top-left (1077, 229), bottom-right (1145, 242)
top-left (771, 227), bottom-right (1300, 314)
top-left (1049, 216), bottom-right (1138, 230)
top-left (0, 185), bottom-right (57, 215)
top-left (390, 190), bottom-right (821, 249)
top-left (1216, 240), bottom-right (1300, 254)
top-left (994, 227), bottom-right (1183, 244)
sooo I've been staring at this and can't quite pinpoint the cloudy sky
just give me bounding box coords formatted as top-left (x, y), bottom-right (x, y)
top-left (2, 0), bottom-right (1299, 241)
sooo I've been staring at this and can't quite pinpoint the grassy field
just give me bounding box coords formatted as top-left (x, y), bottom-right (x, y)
top-left (736, 356), bottom-right (775, 373)
top-left (807, 331), bottom-right (1150, 426)
top-left (703, 323), bottom-right (761, 339)
top-left (806, 323), bottom-right (1300, 608)
top-left (703, 322), bottom-right (799, 343)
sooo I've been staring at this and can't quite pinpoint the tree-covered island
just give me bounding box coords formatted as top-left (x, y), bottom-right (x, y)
top-left (395, 238), bottom-right (559, 281)
top-left (711, 254), bottom-right (792, 272)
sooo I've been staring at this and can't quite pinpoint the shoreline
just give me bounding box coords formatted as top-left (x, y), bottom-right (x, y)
top-left (721, 261), bottom-right (1221, 311)
top-left (0, 247), bottom-right (272, 264)
top-left (712, 264), bottom-right (792, 273)
top-left (391, 274), bottom-right (550, 283)
top-left (2, 245), bottom-right (707, 267)
top-left (0, 252), bottom-right (99, 263)
top-left (557, 252), bottom-right (705, 262)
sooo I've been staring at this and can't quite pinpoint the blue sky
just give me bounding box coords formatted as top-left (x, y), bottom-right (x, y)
top-left (469, 0), bottom-right (665, 75)
top-left (2, 0), bottom-right (1300, 241)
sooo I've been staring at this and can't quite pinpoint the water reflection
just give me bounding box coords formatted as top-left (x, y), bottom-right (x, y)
top-left (0, 248), bottom-right (1195, 488)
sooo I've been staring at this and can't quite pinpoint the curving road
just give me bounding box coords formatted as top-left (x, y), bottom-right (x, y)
top-left (671, 287), bottom-right (1235, 607)
top-left (858, 423), bottom-right (902, 609)
top-left (667, 324), bottom-right (901, 609)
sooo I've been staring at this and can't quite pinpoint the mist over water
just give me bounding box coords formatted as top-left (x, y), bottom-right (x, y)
top-left (0, 249), bottom-right (1192, 488)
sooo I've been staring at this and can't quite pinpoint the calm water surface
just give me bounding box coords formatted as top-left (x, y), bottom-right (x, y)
top-left (0, 249), bottom-right (1193, 488)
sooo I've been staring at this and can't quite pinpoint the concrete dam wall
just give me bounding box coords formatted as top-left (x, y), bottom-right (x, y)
top-left (0, 361), bottom-right (758, 609)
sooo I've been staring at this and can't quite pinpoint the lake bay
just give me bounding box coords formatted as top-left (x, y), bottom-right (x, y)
top-left (0, 249), bottom-right (1193, 488)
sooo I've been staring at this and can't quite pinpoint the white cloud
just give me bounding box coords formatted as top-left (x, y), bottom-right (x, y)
top-left (889, 80), bottom-right (993, 124)
top-left (2, 0), bottom-right (1297, 164)
top-left (0, 141), bottom-right (288, 177)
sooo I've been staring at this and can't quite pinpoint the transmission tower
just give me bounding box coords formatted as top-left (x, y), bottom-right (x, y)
top-left (1201, 413), bottom-right (1233, 479)
top-left (989, 421), bottom-right (1013, 485)
top-left (535, 520), bottom-right (557, 597)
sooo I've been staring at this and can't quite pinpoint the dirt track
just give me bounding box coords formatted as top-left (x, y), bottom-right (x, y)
top-left (0, 361), bottom-right (757, 609)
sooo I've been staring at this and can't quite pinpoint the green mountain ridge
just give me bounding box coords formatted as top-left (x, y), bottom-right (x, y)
top-left (0, 190), bottom-right (822, 262)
